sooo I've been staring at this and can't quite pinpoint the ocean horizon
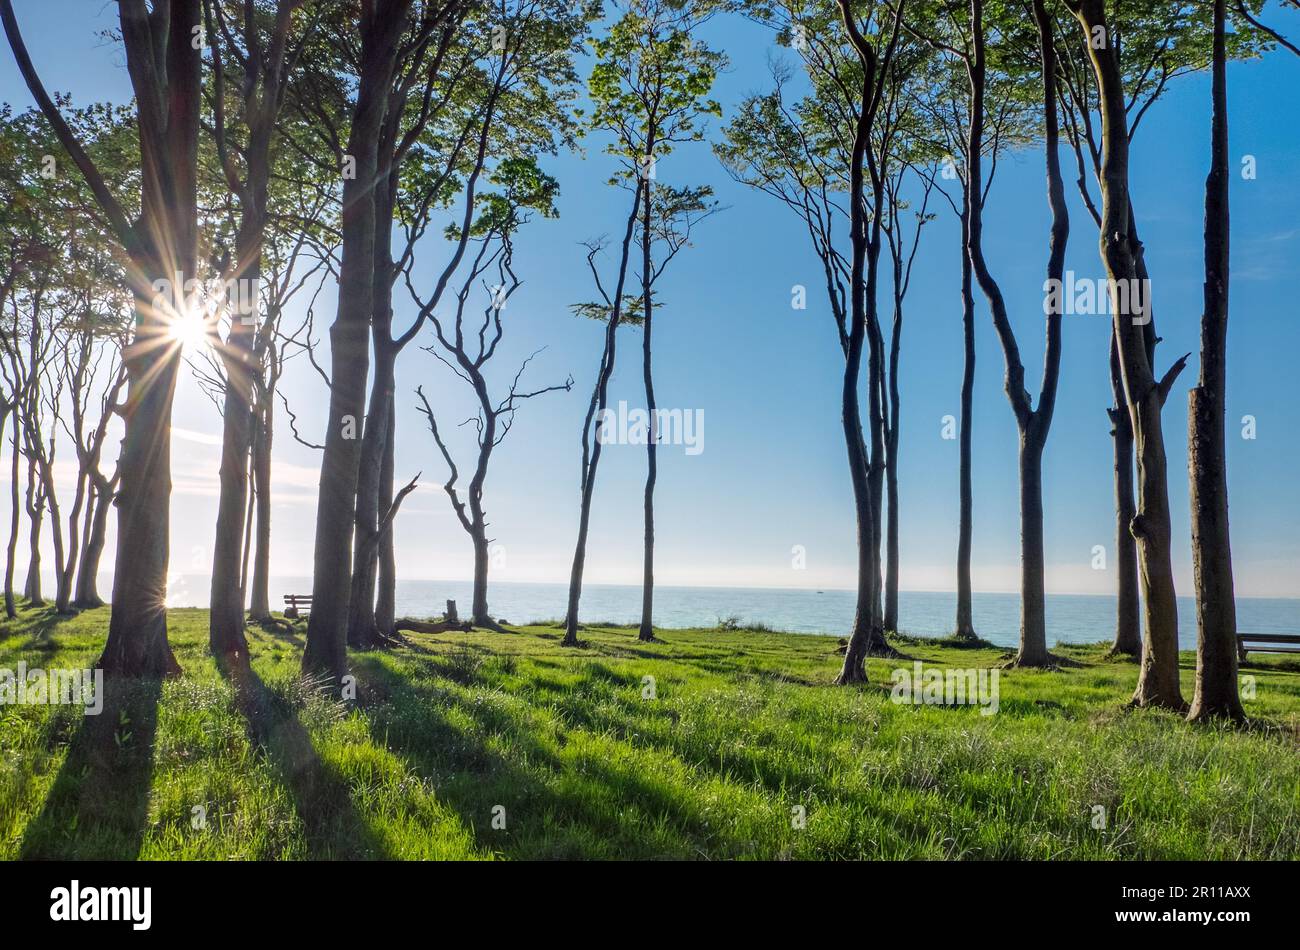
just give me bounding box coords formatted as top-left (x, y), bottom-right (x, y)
top-left (153, 574), bottom-right (1300, 652)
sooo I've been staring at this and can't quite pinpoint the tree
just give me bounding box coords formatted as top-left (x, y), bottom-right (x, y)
top-left (722, 0), bottom-right (904, 679)
top-left (1186, 0), bottom-right (1244, 723)
top-left (350, 0), bottom-right (587, 647)
top-left (907, 21), bottom-right (1032, 644)
top-left (343, 0), bottom-right (474, 649)
top-left (960, 0), bottom-right (1071, 666)
top-left (4, 0), bottom-right (204, 677)
top-left (300, 0), bottom-right (418, 682)
top-left (879, 152), bottom-right (937, 635)
top-left (1053, 0), bottom-right (1261, 659)
top-left (416, 163), bottom-right (572, 628)
top-left (582, 0), bottom-right (722, 642)
top-left (202, 0), bottom-right (319, 671)
top-left (1065, 0), bottom-right (1188, 709)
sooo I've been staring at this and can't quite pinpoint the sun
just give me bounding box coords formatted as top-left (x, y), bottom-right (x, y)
top-left (168, 307), bottom-right (211, 353)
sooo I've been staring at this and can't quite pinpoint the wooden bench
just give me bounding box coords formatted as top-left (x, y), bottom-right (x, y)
top-left (284, 594), bottom-right (312, 619)
top-left (1237, 632), bottom-right (1300, 662)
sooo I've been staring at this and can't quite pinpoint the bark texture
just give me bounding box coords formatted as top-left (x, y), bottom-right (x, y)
top-left (1074, 0), bottom-right (1186, 710)
top-left (1187, 0), bottom-right (1243, 723)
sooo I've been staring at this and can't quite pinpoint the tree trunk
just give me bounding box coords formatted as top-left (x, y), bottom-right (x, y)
top-left (1107, 334), bottom-right (1141, 657)
top-left (1001, 0), bottom-right (1068, 667)
top-left (638, 173), bottom-right (657, 643)
top-left (833, 10), bottom-right (881, 684)
top-left (1076, 0), bottom-right (1186, 711)
top-left (57, 468), bottom-right (86, 614)
top-left (1017, 435), bottom-right (1050, 664)
top-left (99, 281), bottom-right (184, 677)
top-left (562, 184), bottom-right (644, 647)
top-left (3, 0), bottom-right (199, 675)
top-left (471, 527), bottom-right (490, 626)
top-left (347, 162), bottom-right (398, 650)
top-left (302, 5), bottom-right (407, 681)
top-left (1187, 0), bottom-right (1243, 724)
top-left (209, 213), bottom-right (263, 668)
top-left (75, 473), bottom-right (111, 608)
top-left (375, 406), bottom-right (397, 635)
top-left (865, 319), bottom-right (889, 655)
top-left (883, 277), bottom-right (902, 634)
top-left (23, 455), bottom-right (42, 605)
top-left (4, 412), bottom-right (17, 617)
top-left (33, 438), bottom-right (67, 614)
top-left (955, 211), bottom-right (977, 640)
top-left (248, 402), bottom-right (272, 620)
top-left (347, 358), bottom-right (393, 649)
top-left (884, 433), bottom-right (899, 634)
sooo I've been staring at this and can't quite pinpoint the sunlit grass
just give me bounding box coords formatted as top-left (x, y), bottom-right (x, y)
top-left (1, 605), bottom-right (1297, 860)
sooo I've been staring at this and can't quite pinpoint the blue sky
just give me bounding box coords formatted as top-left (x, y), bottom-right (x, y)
top-left (2, 2), bottom-right (1298, 599)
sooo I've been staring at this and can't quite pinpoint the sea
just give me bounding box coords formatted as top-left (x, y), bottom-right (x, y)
top-left (164, 575), bottom-right (1300, 651)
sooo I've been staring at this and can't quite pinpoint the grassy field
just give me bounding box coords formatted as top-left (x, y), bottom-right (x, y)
top-left (1, 604), bottom-right (1297, 860)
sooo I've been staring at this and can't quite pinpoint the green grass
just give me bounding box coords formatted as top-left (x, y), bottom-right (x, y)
top-left (1, 604), bottom-right (1297, 860)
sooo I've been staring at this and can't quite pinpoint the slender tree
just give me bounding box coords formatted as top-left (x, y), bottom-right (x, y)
top-left (4, 0), bottom-right (205, 676)
top-left (1187, 0), bottom-right (1244, 723)
top-left (201, 0), bottom-right (319, 669)
top-left (962, 0), bottom-right (1071, 666)
top-left (415, 160), bottom-right (572, 629)
top-left (301, 0), bottom-right (414, 681)
top-left (1066, 0), bottom-right (1188, 709)
top-left (580, 1), bottom-right (722, 642)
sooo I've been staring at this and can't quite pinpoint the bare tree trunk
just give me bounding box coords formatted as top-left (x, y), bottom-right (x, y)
top-left (865, 318), bottom-right (889, 655)
top-left (3, 410), bottom-right (16, 617)
top-left (1187, 0), bottom-right (1243, 724)
top-left (74, 472), bottom-right (111, 608)
top-left (1075, 0), bottom-right (1186, 711)
top-left (471, 528), bottom-right (490, 625)
top-left (248, 404), bottom-right (272, 620)
top-left (1107, 334), bottom-right (1141, 656)
top-left (883, 370), bottom-right (900, 635)
top-left (3, 0), bottom-right (199, 675)
top-left (965, 0), bottom-right (1068, 666)
top-left (832, 1), bottom-right (885, 684)
top-left (209, 228), bottom-right (261, 667)
top-left (562, 185), bottom-right (644, 647)
top-left (303, 3), bottom-right (408, 681)
top-left (1017, 434), bottom-right (1050, 664)
top-left (23, 455), bottom-right (42, 605)
top-left (375, 406), bottom-right (397, 635)
top-left (74, 479), bottom-right (95, 601)
top-left (955, 212), bottom-right (977, 640)
top-left (347, 163), bottom-right (398, 650)
top-left (347, 347), bottom-right (394, 649)
top-left (101, 281), bottom-right (185, 676)
top-left (638, 173), bottom-right (657, 643)
top-left (56, 468), bottom-right (85, 614)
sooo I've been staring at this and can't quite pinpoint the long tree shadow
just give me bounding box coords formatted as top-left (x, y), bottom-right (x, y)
top-left (19, 674), bottom-right (162, 859)
top-left (220, 663), bottom-right (390, 859)
top-left (349, 657), bottom-right (720, 858)
top-left (0, 603), bottom-right (82, 654)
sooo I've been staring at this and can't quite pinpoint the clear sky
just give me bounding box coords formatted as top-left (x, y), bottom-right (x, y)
top-left (2, 2), bottom-right (1298, 599)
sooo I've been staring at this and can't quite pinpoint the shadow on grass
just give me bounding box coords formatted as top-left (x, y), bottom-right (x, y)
top-left (19, 675), bottom-right (162, 859)
top-left (349, 656), bottom-right (720, 859)
top-left (0, 603), bottom-right (79, 653)
top-left (221, 663), bottom-right (390, 860)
